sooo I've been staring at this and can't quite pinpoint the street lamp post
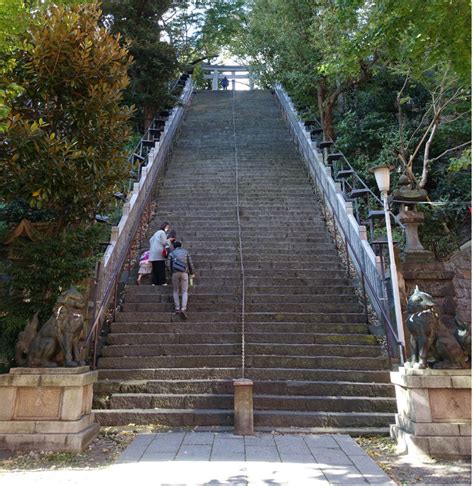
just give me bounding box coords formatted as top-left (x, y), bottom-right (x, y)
top-left (371, 165), bottom-right (406, 359)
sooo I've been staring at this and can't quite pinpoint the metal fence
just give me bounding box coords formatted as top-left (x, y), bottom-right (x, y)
top-left (274, 85), bottom-right (405, 364)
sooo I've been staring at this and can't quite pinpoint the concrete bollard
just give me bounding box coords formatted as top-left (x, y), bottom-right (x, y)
top-left (233, 378), bottom-right (254, 435)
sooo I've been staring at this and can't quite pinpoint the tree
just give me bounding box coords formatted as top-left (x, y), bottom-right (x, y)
top-left (0, 2), bottom-right (133, 230)
top-left (193, 0), bottom-right (247, 61)
top-left (102, 0), bottom-right (179, 130)
top-left (371, 0), bottom-right (471, 86)
top-left (0, 0), bottom-right (90, 132)
top-left (240, 0), bottom-right (374, 139)
top-left (394, 68), bottom-right (470, 190)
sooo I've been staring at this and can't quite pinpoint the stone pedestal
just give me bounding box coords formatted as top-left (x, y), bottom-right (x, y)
top-left (234, 378), bottom-right (254, 436)
top-left (0, 367), bottom-right (99, 452)
top-left (390, 367), bottom-right (471, 458)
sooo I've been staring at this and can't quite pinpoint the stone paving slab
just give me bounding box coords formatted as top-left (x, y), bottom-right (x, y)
top-left (112, 431), bottom-right (396, 484)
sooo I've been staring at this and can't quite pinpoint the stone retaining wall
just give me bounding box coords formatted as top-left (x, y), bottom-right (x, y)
top-left (444, 241), bottom-right (471, 325)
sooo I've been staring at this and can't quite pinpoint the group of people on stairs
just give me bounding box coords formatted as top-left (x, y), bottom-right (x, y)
top-left (137, 221), bottom-right (195, 320)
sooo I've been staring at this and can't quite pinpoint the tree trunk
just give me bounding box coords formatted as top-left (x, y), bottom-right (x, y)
top-left (144, 105), bottom-right (155, 131)
top-left (317, 79), bottom-right (338, 141)
top-left (323, 101), bottom-right (336, 141)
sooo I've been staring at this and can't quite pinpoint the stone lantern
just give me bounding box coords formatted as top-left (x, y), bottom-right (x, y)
top-left (392, 174), bottom-right (434, 263)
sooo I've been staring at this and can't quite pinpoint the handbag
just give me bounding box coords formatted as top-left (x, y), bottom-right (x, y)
top-left (162, 246), bottom-right (169, 258)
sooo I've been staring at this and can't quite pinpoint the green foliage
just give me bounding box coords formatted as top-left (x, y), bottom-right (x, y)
top-left (0, 2), bottom-right (135, 371)
top-left (0, 199), bottom-right (56, 224)
top-left (102, 0), bottom-right (179, 130)
top-left (194, 0), bottom-right (247, 59)
top-left (0, 3), bottom-right (133, 228)
top-left (371, 0), bottom-right (471, 86)
top-left (0, 224), bottom-right (104, 371)
top-left (240, 0), bottom-right (470, 258)
top-left (191, 63), bottom-right (208, 90)
top-left (334, 67), bottom-right (470, 258)
top-left (0, 0), bottom-right (90, 132)
top-left (159, 0), bottom-right (246, 64)
top-left (448, 148), bottom-right (471, 173)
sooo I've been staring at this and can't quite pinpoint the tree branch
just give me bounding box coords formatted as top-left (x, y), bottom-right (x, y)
top-left (419, 120), bottom-right (439, 188)
top-left (396, 75), bottom-right (410, 165)
top-left (428, 141), bottom-right (472, 164)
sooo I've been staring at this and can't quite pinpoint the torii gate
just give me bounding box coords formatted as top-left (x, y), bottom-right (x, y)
top-left (201, 64), bottom-right (255, 90)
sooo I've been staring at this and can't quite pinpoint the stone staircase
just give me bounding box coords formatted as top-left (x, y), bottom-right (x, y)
top-left (94, 90), bottom-right (396, 433)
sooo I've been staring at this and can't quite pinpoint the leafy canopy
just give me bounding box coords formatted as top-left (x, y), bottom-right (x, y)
top-left (102, 0), bottom-right (179, 129)
top-left (0, 2), bottom-right (133, 228)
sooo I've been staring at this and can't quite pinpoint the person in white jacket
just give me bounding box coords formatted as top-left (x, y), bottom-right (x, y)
top-left (149, 221), bottom-right (170, 285)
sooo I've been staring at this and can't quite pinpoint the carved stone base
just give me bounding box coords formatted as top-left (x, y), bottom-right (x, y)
top-left (390, 367), bottom-right (471, 458)
top-left (0, 367), bottom-right (99, 452)
top-left (402, 250), bottom-right (435, 265)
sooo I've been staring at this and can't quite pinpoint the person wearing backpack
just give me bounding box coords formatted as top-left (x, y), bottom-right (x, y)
top-left (169, 240), bottom-right (195, 319)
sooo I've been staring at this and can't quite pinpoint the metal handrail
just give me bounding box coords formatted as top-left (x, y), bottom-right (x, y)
top-left (82, 77), bottom-right (194, 367)
top-left (302, 117), bottom-right (405, 234)
top-left (275, 85), bottom-right (405, 365)
top-left (127, 73), bottom-right (191, 191)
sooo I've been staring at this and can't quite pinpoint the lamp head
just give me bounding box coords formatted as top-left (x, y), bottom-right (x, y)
top-left (369, 165), bottom-right (394, 193)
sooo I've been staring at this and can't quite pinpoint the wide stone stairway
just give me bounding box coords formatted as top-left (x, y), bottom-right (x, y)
top-left (94, 90), bottom-right (396, 433)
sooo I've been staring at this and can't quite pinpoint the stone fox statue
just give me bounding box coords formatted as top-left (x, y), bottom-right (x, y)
top-left (15, 288), bottom-right (86, 367)
top-left (406, 286), bottom-right (468, 369)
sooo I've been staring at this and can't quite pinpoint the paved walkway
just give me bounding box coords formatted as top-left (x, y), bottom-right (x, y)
top-left (0, 432), bottom-right (396, 485)
top-left (115, 431), bottom-right (395, 485)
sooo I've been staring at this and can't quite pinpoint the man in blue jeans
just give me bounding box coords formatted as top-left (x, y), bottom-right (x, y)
top-left (169, 240), bottom-right (195, 319)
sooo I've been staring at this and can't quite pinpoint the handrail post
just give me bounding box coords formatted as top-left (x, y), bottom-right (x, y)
top-left (381, 191), bottom-right (406, 350)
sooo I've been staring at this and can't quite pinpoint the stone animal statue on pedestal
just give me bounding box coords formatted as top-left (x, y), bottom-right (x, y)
top-left (15, 287), bottom-right (87, 367)
top-left (406, 286), bottom-right (469, 369)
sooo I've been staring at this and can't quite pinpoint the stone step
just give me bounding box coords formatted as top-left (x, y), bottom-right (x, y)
top-left (150, 222), bottom-right (328, 231)
top-left (95, 89), bottom-right (393, 429)
top-left (123, 293), bottom-right (358, 304)
top-left (164, 226), bottom-right (329, 234)
top-left (97, 355), bottom-right (388, 370)
top-left (125, 277), bottom-right (352, 288)
top-left (106, 332), bottom-right (376, 346)
top-left (101, 343), bottom-right (382, 359)
top-left (97, 367), bottom-right (391, 383)
top-left (156, 206), bottom-right (322, 213)
top-left (162, 190), bottom-right (318, 196)
top-left (151, 236), bottom-right (332, 245)
top-left (94, 408), bottom-right (233, 427)
top-left (179, 270), bottom-right (350, 280)
top-left (94, 379), bottom-right (395, 398)
top-left (254, 410), bottom-right (396, 429)
top-left (134, 254), bottom-right (341, 264)
top-left (172, 232), bottom-right (331, 240)
top-left (114, 311), bottom-right (367, 324)
top-left (124, 284), bottom-right (358, 296)
top-left (106, 393), bottom-right (395, 413)
top-left (120, 302), bottom-right (362, 314)
top-left (132, 262), bottom-right (346, 273)
top-left (174, 246), bottom-right (337, 254)
top-left (110, 322), bottom-right (370, 335)
top-left (93, 408), bottom-right (395, 429)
